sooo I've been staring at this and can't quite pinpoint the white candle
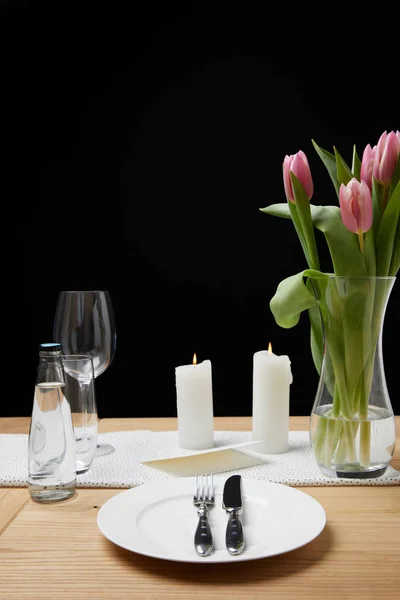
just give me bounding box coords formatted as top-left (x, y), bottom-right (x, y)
top-left (175, 355), bottom-right (214, 450)
top-left (252, 343), bottom-right (293, 453)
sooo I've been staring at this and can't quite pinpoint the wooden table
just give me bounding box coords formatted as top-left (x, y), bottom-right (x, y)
top-left (0, 416), bottom-right (399, 600)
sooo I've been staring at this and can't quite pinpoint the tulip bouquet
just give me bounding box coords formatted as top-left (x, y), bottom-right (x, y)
top-left (262, 130), bottom-right (400, 475)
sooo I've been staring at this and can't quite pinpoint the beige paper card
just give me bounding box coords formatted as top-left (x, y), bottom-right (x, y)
top-left (142, 448), bottom-right (267, 477)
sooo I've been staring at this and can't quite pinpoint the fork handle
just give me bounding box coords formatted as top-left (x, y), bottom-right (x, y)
top-left (194, 504), bottom-right (213, 557)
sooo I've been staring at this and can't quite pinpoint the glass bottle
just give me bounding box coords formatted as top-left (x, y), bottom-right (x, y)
top-left (28, 343), bottom-right (76, 502)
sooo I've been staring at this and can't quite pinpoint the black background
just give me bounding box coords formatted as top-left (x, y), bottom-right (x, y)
top-left (2, 2), bottom-right (399, 418)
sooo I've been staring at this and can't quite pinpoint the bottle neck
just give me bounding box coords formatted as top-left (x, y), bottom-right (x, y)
top-left (36, 353), bottom-right (66, 387)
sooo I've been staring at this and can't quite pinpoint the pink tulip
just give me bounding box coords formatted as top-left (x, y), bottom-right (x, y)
top-left (283, 150), bottom-right (314, 203)
top-left (360, 143), bottom-right (376, 191)
top-left (339, 178), bottom-right (373, 236)
top-left (372, 130), bottom-right (400, 185)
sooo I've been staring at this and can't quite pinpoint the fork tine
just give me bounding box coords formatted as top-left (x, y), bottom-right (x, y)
top-left (201, 474), bottom-right (206, 502)
top-left (208, 473), bottom-right (214, 503)
top-left (194, 474), bottom-right (215, 504)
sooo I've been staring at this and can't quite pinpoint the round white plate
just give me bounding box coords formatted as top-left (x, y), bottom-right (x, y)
top-left (97, 476), bottom-right (326, 563)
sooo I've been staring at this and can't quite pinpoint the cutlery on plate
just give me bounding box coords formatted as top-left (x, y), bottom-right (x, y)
top-left (193, 473), bottom-right (214, 557)
top-left (222, 474), bottom-right (244, 555)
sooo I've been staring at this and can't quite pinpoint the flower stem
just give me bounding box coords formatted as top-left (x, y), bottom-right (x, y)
top-left (323, 420), bottom-right (335, 468)
top-left (312, 414), bottom-right (328, 463)
top-left (321, 387), bottom-right (343, 468)
top-left (381, 184), bottom-right (389, 213)
top-left (357, 230), bottom-right (364, 253)
top-left (360, 420), bottom-right (371, 466)
top-left (343, 421), bottom-right (357, 463)
top-left (335, 428), bottom-right (347, 465)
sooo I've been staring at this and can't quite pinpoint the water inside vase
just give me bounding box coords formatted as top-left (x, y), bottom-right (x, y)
top-left (310, 404), bottom-right (396, 478)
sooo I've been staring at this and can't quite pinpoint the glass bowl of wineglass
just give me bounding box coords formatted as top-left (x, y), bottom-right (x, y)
top-left (53, 290), bottom-right (116, 456)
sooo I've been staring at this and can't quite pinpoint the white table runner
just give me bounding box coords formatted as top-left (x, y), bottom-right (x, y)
top-left (1, 430), bottom-right (399, 487)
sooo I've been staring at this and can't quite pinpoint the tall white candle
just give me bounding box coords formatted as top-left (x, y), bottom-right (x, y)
top-left (175, 355), bottom-right (214, 450)
top-left (252, 344), bottom-right (293, 453)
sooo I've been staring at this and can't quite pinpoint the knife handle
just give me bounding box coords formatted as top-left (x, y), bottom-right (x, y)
top-left (194, 504), bottom-right (213, 557)
top-left (226, 509), bottom-right (244, 555)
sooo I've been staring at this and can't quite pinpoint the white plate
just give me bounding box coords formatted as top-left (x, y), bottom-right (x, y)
top-left (97, 476), bottom-right (326, 563)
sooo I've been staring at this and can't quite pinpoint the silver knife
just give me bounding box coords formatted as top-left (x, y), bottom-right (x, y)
top-left (222, 474), bottom-right (244, 555)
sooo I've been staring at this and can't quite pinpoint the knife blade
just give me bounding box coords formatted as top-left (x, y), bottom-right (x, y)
top-left (222, 474), bottom-right (244, 555)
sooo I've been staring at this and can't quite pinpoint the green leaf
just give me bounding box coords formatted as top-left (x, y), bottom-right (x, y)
top-left (352, 145), bottom-right (361, 181)
top-left (290, 173), bottom-right (320, 270)
top-left (260, 202), bottom-right (311, 263)
top-left (364, 227), bottom-right (376, 276)
top-left (306, 279), bottom-right (323, 375)
top-left (389, 153), bottom-right (400, 198)
top-left (261, 203), bottom-right (371, 276)
top-left (389, 216), bottom-right (400, 276)
top-left (259, 204), bottom-right (291, 219)
top-left (288, 199), bottom-right (310, 266)
top-left (310, 205), bottom-right (369, 276)
top-left (312, 140), bottom-right (340, 195)
top-left (270, 269), bottom-right (329, 329)
top-left (376, 180), bottom-right (400, 275)
top-left (334, 146), bottom-right (353, 186)
top-left (371, 178), bottom-right (382, 238)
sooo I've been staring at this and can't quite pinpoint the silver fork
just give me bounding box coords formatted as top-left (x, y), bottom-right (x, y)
top-left (193, 473), bottom-right (214, 557)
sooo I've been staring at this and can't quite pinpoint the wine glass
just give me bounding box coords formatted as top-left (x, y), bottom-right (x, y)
top-left (53, 290), bottom-right (116, 456)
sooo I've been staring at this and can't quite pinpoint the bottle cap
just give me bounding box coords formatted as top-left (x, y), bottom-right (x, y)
top-left (39, 342), bottom-right (63, 354)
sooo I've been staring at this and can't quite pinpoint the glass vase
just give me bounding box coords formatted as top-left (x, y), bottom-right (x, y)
top-left (310, 276), bottom-right (396, 479)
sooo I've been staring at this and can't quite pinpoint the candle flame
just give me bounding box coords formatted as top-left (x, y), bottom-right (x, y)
top-left (268, 342), bottom-right (272, 354)
top-left (193, 353), bottom-right (197, 365)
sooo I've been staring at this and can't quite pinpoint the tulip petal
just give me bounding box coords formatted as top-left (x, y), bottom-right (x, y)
top-left (283, 155), bottom-right (295, 202)
top-left (360, 143), bottom-right (375, 190)
top-left (358, 180), bottom-right (373, 232)
top-left (282, 151), bottom-right (314, 203)
top-left (372, 130), bottom-right (400, 185)
top-left (339, 183), bottom-right (358, 233)
top-left (339, 178), bottom-right (373, 234)
top-left (291, 152), bottom-right (314, 200)
top-left (379, 131), bottom-right (400, 184)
